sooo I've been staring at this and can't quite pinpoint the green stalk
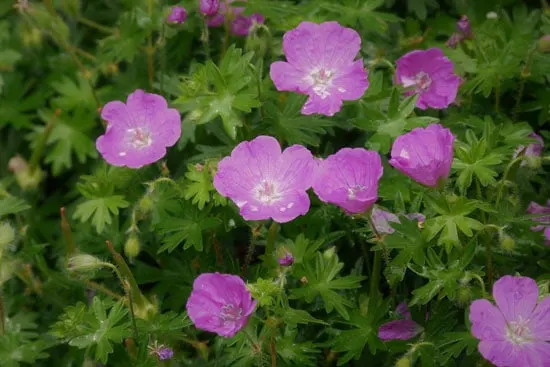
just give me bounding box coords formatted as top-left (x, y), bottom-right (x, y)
top-left (29, 120), bottom-right (54, 173)
top-left (77, 16), bottom-right (116, 34)
top-left (264, 222), bottom-right (280, 266)
top-left (0, 290), bottom-right (5, 335)
top-left (370, 250), bottom-right (382, 296)
top-left (105, 241), bottom-right (153, 319)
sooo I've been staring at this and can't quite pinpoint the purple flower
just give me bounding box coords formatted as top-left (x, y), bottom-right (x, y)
top-left (527, 200), bottom-right (550, 245)
top-left (213, 136), bottom-right (315, 223)
top-left (312, 148), bottom-right (383, 214)
top-left (446, 33), bottom-right (462, 49)
top-left (277, 251), bottom-right (294, 266)
top-left (371, 207), bottom-right (425, 235)
top-left (379, 302), bottom-right (423, 341)
top-left (232, 12), bottom-right (264, 36)
top-left (456, 16), bottom-right (472, 37)
top-left (395, 48), bottom-right (461, 110)
top-left (205, 0), bottom-right (263, 36)
top-left (186, 273), bottom-right (256, 337)
top-left (389, 124), bottom-right (455, 187)
top-left (514, 133), bottom-right (544, 167)
top-left (167, 6), bottom-right (187, 24)
top-left (96, 90), bottom-right (181, 169)
top-left (469, 275), bottom-right (550, 367)
top-left (158, 348), bottom-right (174, 360)
top-left (200, 0), bottom-right (220, 16)
top-left (270, 21), bottom-right (369, 117)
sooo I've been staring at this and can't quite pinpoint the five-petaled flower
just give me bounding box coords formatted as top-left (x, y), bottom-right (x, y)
top-left (214, 136), bottom-right (315, 223)
top-left (395, 48), bottom-right (461, 110)
top-left (186, 273), bottom-right (256, 338)
top-left (96, 90), bottom-right (182, 169)
top-left (389, 124), bottom-right (455, 187)
top-left (313, 148), bottom-right (382, 214)
top-left (270, 21), bottom-right (369, 116)
top-left (378, 301), bottom-right (423, 341)
top-left (527, 200), bottom-right (550, 245)
top-left (469, 275), bottom-right (550, 367)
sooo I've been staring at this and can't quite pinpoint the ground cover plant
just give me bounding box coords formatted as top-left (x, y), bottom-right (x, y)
top-left (1, 0), bottom-right (550, 366)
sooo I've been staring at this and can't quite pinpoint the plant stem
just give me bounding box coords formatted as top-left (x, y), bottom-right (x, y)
top-left (86, 281), bottom-right (123, 300)
top-left (270, 329), bottom-right (277, 367)
top-left (29, 118), bottom-right (55, 173)
top-left (78, 16), bottom-right (116, 34)
top-left (73, 47), bottom-right (96, 61)
top-left (126, 285), bottom-right (140, 344)
top-left (370, 250), bottom-right (382, 296)
top-left (264, 222), bottom-right (280, 266)
top-left (147, 0), bottom-right (155, 90)
top-left (495, 156), bottom-right (524, 207)
top-left (514, 46), bottom-right (537, 119)
top-left (60, 207), bottom-right (76, 258)
top-left (494, 76), bottom-right (501, 113)
top-left (475, 179), bottom-right (493, 287)
top-left (242, 240), bottom-right (256, 276)
top-left (0, 291), bottom-right (5, 335)
top-left (202, 18), bottom-right (211, 61)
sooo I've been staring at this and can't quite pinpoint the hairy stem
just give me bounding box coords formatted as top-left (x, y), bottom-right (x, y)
top-left (29, 118), bottom-right (55, 173)
top-left (370, 250), bottom-right (382, 296)
top-left (265, 222), bottom-right (280, 266)
top-left (86, 281), bottom-right (123, 300)
top-left (78, 17), bottom-right (116, 34)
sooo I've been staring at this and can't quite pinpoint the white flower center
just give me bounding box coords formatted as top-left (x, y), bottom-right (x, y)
top-left (254, 180), bottom-right (281, 204)
top-left (348, 185), bottom-right (366, 200)
top-left (128, 128), bottom-right (152, 149)
top-left (309, 68), bottom-right (334, 99)
top-left (220, 304), bottom-right (243, 324)
top-left (506, 316), bottom-right (532, 345)
top-left (415, 71), bottom-right (432, 91)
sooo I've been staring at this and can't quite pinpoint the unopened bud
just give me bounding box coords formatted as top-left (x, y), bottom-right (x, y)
top-left (9, 155), bottom-right (44, 191)
top-left (457, 285), bottom-right (472, 307)
top-left (68, 254), bottom-right (106, 273)
top-left (124, 234), bottom-right (141, 259)
top-left (277, 248), bottom-right (294, 267)
top-left (323, 247), bottom-right (336, 260)
top-left (138, 195), bottom-right (154, 215)
top-left (538, 35), bottom-right (550, 53)
top-left (500, 234), bottom-right (515, 252)
top-left (395, 356), bottom-right (411, 367)
top-left (0, 222), bottom-right (16, 251)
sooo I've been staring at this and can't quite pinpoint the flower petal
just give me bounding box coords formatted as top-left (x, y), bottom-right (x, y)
top-left (331, 59), bottom-right (369, 101)
top-left (101, 101), bottom-right (129, 126)
top-left (270, 61), bottom-right (310, 93)
top-left (378, 319), bottom-right (422, 341)
top-left (469, 299), bottom-right (507, 341)
top-left (493, 275), bottom-right (539, 324)
top-left (268, 190), bottom-right (310, 223)
top-left (301, 93), bottom-right (343, 116)
top-left (477, 340), bottom-right (524, 367)
top-left (276, 145), bottom-right (315, 192)
top-left (529, 297), bottom-right (550, 341)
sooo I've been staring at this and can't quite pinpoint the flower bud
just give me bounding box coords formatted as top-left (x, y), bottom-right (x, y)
top-left (538, 35), bottom-right (550, 53)
top-left (200, 0), bottom-right (220, 17)
top-left (500, 234), bottom-right (515, 252)
top-left (8, 155), bottom-right (44, 191)
top-left (457, 285), bottom-right (472, 307)
top-left (0, 222), bottom-right (16, 252)
top-left (68, 254), bottom-right (106, 273)
top-left (167, 6), bottom-right (187, 24)
top-left (138, 195), bottom-right (154, 215)
top-left (456, 16), bottom-right (471, 37)
top-left (395, 356), bottom-right (411, 367)
top-left (124, 234), bottom-right (141, 259)
top-left (277, 247), bottom-right (294, 266)
top-left (323, 247), bottom-right (336, 261)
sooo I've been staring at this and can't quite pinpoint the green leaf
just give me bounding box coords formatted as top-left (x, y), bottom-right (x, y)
top-left (247, 278), bottom-right (281, 307)
top-left (183, 162), bottom-right (226, 210)
top-left (290, 251), bottom-right (365, 319)
top-left (73, 195), bottom-right (129, 234)
top-left (277, 307), bottom-right (327, 326)
top-left (0, 196), bottom-right (31, 217)
top-left (51, 299), bottom-right (130, 364)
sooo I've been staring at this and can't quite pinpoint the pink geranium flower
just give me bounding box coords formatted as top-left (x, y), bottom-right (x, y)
top-left (205, 0), bottom-right (264, 36)
top-left (312, 148), bottom-right (382, 214)
top-left (96, 90), bottom-right (181, 169)
top-left (378, 302), bottom-right (423, 341)
top-left (395, 48), bottom-right (461, 110)
top-left (167, 6), bottom-right (187, 24)
top-left (527, 200), bottom-right (550, 245)
top-left (469, 275), bottom-right (550, 367)
top-left (371, 207), bottom-right (425, 235)
top-left (186, 273), bottom-right (256, 338)
top-left (270, 21), bottom-right (369, 117)
top-left (213, 136), bottom-right (315, 223)
top-left (514, 132), bottom-right (544, 167)
top-left (200, 0), bottom-right (220, 16)
top-left (389, 124), bottom-right (455, 187)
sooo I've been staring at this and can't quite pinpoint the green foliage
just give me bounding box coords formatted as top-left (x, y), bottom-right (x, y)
top-left (51, 299), bottom-right (130, 364)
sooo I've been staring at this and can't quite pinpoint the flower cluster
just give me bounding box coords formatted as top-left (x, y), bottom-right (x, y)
top-left (447, 16), bottom-right (473, 48)
top-left (205, 0), bottom-right (264, 36)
